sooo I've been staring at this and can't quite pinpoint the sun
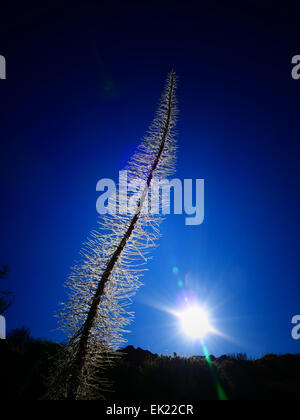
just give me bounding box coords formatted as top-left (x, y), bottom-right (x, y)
top-left (179, 306), bottom-right (212, 339)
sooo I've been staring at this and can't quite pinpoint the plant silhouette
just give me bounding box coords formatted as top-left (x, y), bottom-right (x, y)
top-left (49, 72), bottom-right (179, 400)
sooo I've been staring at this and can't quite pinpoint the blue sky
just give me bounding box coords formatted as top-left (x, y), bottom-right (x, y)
top-left (0, 1), bottom-right (299, 357)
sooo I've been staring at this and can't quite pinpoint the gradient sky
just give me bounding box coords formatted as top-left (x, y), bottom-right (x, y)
top-left (0, 1), bottom-right (299, 358)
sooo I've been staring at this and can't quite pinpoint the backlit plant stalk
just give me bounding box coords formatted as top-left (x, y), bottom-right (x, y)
top-left (50, 71), bottom-right (178, 400)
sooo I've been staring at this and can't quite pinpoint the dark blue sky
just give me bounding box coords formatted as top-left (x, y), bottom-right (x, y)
top-left (0, 1), bottom-right (299, 357)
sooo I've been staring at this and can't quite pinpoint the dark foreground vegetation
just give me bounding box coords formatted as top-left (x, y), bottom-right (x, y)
top-left (1, 328), bottom-right (300, 400)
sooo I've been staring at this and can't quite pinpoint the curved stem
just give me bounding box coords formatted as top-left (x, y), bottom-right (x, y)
top-left (68, 73), bottom-right (175, 399)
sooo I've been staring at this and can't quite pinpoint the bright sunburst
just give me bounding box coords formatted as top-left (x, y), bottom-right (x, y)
top-left (179, 306), bottom-right (212, 339)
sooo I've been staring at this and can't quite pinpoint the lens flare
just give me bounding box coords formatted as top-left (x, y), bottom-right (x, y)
top-left (179, 306), bottom-right (211, 339)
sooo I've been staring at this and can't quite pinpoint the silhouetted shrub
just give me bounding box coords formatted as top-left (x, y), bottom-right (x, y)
top-left (0, 329), bottom-right (61, 400)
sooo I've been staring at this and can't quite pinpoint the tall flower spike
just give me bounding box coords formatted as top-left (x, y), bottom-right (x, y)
top-left (49, 71), bottom-right (178, 400)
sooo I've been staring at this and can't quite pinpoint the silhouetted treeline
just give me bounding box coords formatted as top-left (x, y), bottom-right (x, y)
top-left (1, 329), bottom-right (300, 400)
top-left (0, 328), bottom-right (60, 400)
